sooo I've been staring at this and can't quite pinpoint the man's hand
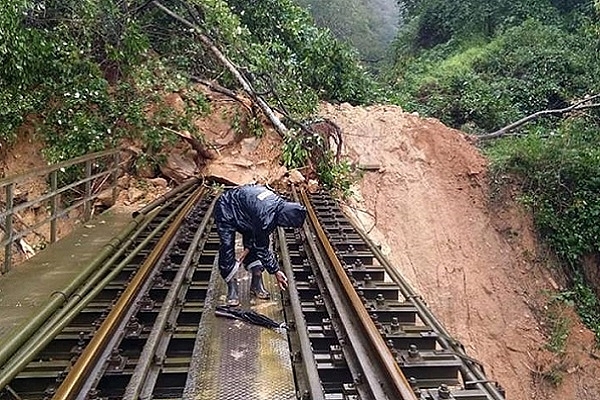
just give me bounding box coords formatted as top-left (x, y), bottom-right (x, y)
top-left (274, 270), bottom-right (288, 290)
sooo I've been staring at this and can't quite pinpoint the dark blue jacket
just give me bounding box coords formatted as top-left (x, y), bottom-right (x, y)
top-left (214, 185), bottom-right (307, 274)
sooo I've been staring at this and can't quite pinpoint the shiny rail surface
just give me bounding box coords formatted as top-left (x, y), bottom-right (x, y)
top-left (292, 190), bottom-right (505, 400)
top-left (0, 185), bottom-right (505, 400)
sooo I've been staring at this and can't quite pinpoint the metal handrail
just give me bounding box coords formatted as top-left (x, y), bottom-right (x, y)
top-left (0, 149), bottom-right (116, 187)
top-left (1, 149), bottom-right (120, 273)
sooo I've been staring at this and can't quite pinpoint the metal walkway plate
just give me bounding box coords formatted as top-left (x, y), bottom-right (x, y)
top-left (184, 264), bottom-right (295, 400)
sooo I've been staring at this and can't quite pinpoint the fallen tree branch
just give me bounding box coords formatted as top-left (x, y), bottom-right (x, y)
top-left (152, 1), bottom-right (289, 138)
top-left (191, 76), bottom-right (254, 116)
top-left (162, 127), bottom-right (215, 162)
top-left (479, 94), bottom-right (600, 140)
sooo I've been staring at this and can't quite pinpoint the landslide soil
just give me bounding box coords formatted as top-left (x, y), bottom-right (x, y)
top-left (318, 102), bottom-right (600, 399)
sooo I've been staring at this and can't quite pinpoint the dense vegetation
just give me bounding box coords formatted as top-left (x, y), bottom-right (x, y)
top-left (0, 0), bottom-right (375, 182)
top-left (389, 0), bottom-right (600, 338)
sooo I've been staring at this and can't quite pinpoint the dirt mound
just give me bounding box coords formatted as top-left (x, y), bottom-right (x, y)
top-left (319, 102), bottom-right (600, 399)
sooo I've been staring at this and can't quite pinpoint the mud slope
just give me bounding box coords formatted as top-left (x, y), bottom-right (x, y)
top-left (320, 102), bottom-right (600, 399)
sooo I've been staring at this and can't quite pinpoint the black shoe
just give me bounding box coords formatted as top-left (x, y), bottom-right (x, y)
top-left (250, 269), bottom-right (270, 299)
top-left (226, 280), bottom-right (240, 307)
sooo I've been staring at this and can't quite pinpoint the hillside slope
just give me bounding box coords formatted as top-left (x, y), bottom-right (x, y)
top-left (318, 103), bottom-right (600, 399)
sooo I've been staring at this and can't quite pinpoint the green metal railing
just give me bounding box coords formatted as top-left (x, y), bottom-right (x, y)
top-left (0, 149), bottom-right (120, 273)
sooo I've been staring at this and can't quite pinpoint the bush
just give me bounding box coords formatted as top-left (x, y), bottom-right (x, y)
top-left (487, 117), bottom-right (600, 265)
top-left (390, 19), bottom-right (600, 132)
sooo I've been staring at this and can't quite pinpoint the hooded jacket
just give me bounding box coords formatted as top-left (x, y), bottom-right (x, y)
top-left (214, 185), bottom-right (307, 275)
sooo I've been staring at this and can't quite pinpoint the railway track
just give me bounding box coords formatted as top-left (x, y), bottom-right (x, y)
top-left (0, 185), bottom-right (505, 400)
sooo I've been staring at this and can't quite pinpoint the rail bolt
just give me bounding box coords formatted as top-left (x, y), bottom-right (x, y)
top-left (438, 384), bottom-right (451, 399)
top-left (375, 293), bottom-right (385, 306)
top-left (329, 344), bottom-right (345, 366)
top-left (44, 387), bottom-right (56, 397)
top-left (390, 317), bottom-right (400, 332)
top-left (357, 290), bottom-right (368, 304)
top-left (386, 339), bottom-right (399, 357)
top-left (342, 383), bottom-right (357, 394)
top-left (313, 295), bottom-right (324, 308)
top-left (408, 344), bottom-right (420, 359)
top-left (322, 319), bottom-right (334, 336)
top-left (298, 244), bottom-right (306, 257)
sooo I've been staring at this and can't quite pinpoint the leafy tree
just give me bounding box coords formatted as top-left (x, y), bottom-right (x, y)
top-left (393, 19), bottom-right (599, 132)
top-left (396, 0), bottom-right (558, 50)
top-left (0, 0), bottom-right (375, 163)
top-left (226, 0), bottom-right (377, 108)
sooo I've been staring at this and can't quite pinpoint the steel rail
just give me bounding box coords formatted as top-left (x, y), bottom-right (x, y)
top-left (277, 227), bottom-right (325, 400)
top-left (0, 213), bottom-right (147, 369)
top-left (76, 222), bottom-right (179, 400)
top-left (124, 196), bottom-right (217, 399)
top-left (300, 189), bottom-right (417, 400)
top-left (344, 209), bottom-right (506, 399)
top-left (300, 209), bottom-right (396, 400)
top-left (0, 186), bottom-right (193, 386)
top-left (0, 192), bottom-right (191, 391)
top-left (132, 176), bottom-right (201, 217)
top-left (52, 187), bottom-right (205, 400)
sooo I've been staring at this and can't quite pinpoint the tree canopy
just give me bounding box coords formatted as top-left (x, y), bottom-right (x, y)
top-left (0, 0), bottom-right (376, 162)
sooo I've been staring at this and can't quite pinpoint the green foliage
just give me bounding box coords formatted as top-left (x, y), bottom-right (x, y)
top-left (317, 158), bottom-right (357, 197)
top-left (0, 1), bottom-right (52, 141)
top-left (541, 363), bottom-right (566, 386)
top-left (558, 277), bottom-right (600, 342)
top-left (486, 118), bottom-right (600, 339)
top-left (282, 131), bottom-right (312, 169)
top-left (489, 119), bottom-right (600, 265)
top-left (226, 0), bottom-right (378, 110)
top-left (397, 0), bottom-right (558, 50)
top-left (390, 19), bottom-right (599, 132)
top-left (0, 0), bottom-right (151, 157)
top-left (1, 0), bottom-right (375, 174)
top-left (391, 0), bottom-right (600, 344)
top-left (282, 131), bottom-right (357, 195)
top-left (544, 295), bottom-right (572, 353)
top-left (487, 118), bottom-right (600, 264)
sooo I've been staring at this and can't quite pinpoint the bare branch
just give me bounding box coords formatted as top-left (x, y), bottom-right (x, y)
top-left (191, 76), bottom-right (252, 111)
top-left (479, 94), bottom-right (600, 140)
